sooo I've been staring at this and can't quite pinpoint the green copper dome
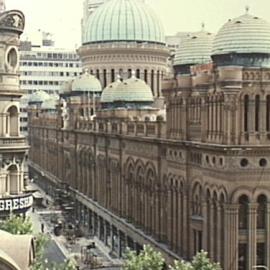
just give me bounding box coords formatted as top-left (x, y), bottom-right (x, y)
top-left (174, 29), bottom-right (214, 66)
top-left (101, 80), bottom-right (122, 103)
top-left (101, 74), bottom-right (153, 104)
top-left (83, 0), bottom-right (165, 45)
top-left (113, 76), bottom-right (154, 102)
top-left (28, 90), bottom-right (51, 104)
top-left (212, 13), bottom-right (270, 56)
top-left (72, 71), bottom-right (102, 92)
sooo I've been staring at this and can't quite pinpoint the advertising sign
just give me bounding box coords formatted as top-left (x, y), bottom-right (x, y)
top-left (0, 194), bottom-right (33, 213)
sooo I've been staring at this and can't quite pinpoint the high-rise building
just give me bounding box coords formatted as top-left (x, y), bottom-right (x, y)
top-left (0, 4), bottom-right (32, 218)
top-left (19, 34), bottom-right (82, 137)
top-left (19, 36), bottom-right (81, 96)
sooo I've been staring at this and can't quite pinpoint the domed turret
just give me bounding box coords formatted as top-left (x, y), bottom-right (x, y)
top-left (83, 0), bottom-right (165, 45)
top-left (174, 26), bottom-right (214, 74)
top-left (101, 72), bottom-right (153, 108)
top-left (72, 70), bottom-right (102, 93)
top-left (101, 76), bottom-right (122, 104)
top-left (28, 90), bottom-right (51, 105)
top-left (114, 75), bottom-right (153, 103)
top-left (41, 94), bottom-right (59, 111)
top-left (212, 9), bottom-right (270, 67)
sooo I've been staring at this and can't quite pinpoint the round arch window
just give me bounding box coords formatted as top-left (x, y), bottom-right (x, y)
top-left (7, 48), bottom-right (18, 69)
top-left (240, 158), bottom-right (249, 167)
top-left (259, 158), bottom-right (267, 168)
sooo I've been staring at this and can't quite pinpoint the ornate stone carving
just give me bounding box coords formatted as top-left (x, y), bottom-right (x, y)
top-left (0, 11), bottom-right (25, 33)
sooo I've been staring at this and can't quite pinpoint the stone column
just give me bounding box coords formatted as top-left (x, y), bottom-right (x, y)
top-left (216, 204), bottom-right (221, 263)
top-left (167, 188), bottom-right (172, 249)
top-left (178, 190), bottom-right (182, 254)
top-left (212, 99), bottom-right (217, 142)
top-left (182, 194), bottom-right (188, 258)
top-left (6, 114), bottom-right (9, 136)
top-left (248, 203), bottom-right (257, 270)
top-left (266, 203), bottom-right (270, 269)
top-left (201, 99), bottom-right (207, 142)
top-left (173, 189), bottom-right (177, 251)
top-left (202, 202), bottom-right (208, 250)
top-left (224, 204), bottom-right (238, 270)
top-left (210, 202), bottom-right (215, 259)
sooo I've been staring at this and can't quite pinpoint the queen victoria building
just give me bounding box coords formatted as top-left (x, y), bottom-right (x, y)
top-left (29, 1), bottom-right (270, 269)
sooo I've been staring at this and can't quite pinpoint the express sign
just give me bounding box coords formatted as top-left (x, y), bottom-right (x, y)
top-left (0, 194), bottom-right (33, 212)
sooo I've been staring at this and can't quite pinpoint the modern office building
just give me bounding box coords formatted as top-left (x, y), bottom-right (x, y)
top-left (19, 34), bottom-right (82, 136)
top-left (19, 39), bottom-right (81, 96)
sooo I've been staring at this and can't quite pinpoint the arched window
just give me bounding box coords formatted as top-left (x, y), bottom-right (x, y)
top-left (257, 195), bottom-right (267, 229)
top-left (7, 106), bottom-right (19, 136)
top-left (128, 69), bottom-right (132, 78)
top-left (255, 95), bottom-right (260, 132)
top-left (238, 195), bottom-right (249, 230)
top-left (192, 184), bottom-right (202, 216)
top-left (103, 69), bottom-right (107, 87)
top-left (111, 69), bottom-right (115, 82)
top-left (144, 70), bottom-right (148, 83)
top-left (8, 164), bottom-right (18, 195)
top-left (96, 69), bottom-right (100, 80)
top-left (136, 69), bottom-right (140, 79)
top-left (136, 166), bottom-right (144, 183)
top-left (157, 70), bottom-right (160, 97)
top-left (244, 95), bottom-right (249, 132)
top-left (151, 70), bottom-right (154, 95)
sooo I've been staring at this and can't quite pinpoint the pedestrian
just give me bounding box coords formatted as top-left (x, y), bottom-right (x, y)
top-left (41, 223), bottom-right (44, 233)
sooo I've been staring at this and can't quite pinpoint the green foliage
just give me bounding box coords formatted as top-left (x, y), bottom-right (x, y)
top-left (32, 258), bottom-right (77, 270)
top-left (124, 245), bottom-right (165, 270)
top-left (31, 234), bottom-right (49, 270)
top-left (170, 250), bottom-right (221, 270)
top-left (191, 251), bottom-right (221, 270)
top-left (0, 215), bottom-right (33, 235)
top-left (51, 259), bottom-right (77, 270)
top-left (170, 260), bottom-right (193, 270)
top-left (0, 215), bottom-right (78, 270)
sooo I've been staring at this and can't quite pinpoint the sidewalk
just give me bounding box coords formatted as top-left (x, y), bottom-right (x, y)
top-left (27, 182), bottom-right (123, 269)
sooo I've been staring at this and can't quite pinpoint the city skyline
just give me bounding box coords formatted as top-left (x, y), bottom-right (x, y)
top-left (7, 0), bottom-right (270, 48)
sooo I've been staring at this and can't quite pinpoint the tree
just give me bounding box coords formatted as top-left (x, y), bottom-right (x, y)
top-left (124, 245), bottom-right (165, 270)
top-left (0, 214), bottom-right (33, 234)
top-left (170, 260), bottom-right (193, 270)
top-left (170, 251), bottom-right (221, 270)
top-left (191, 251), bottom-right (221, 270)
top-left (0, 215), bottom-right (77, 270)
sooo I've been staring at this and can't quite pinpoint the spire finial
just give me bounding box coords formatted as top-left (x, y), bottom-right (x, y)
top-left (245, 5), bottom-right (250, 14)
top-left (0, 0), bottom-right (6, 13)
top-left (201, 22), bottom-right (205, 31)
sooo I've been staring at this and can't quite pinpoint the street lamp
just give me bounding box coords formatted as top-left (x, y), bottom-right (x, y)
top-left (252, 266), bottom-right (269, 270)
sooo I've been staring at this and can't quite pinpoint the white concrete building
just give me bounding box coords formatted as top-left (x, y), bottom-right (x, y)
top-left (19, 35), bottom-right (82, 136)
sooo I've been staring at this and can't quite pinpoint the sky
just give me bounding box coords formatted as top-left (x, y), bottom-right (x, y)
top-left (6, 0), bottom-right (270, 49)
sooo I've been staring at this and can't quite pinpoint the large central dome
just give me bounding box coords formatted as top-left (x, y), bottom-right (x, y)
top-left (83, 0), bottom-right (165, 45)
